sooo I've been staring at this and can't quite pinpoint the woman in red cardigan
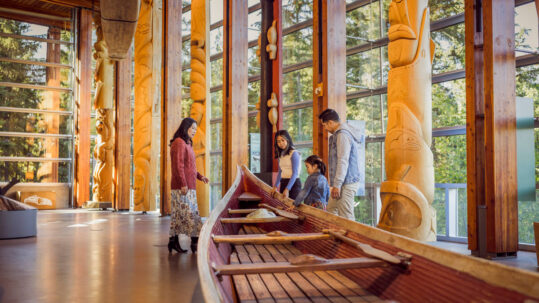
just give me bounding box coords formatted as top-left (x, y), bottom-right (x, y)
top-left (168, 117), bottom-right (209, 253)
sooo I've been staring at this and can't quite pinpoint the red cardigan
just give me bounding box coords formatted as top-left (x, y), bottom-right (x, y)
top-left (170, 138), bottom-right (204, 190)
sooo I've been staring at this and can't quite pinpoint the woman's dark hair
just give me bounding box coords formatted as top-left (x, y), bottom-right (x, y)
top-left (304, 155), bottom-right (326, 175)
top-left (274, 130), bottom-right (295, 158)
top-left (318, 108), bottom-right (340, 122)
top-left (170, 117), bottom-right (197, 146)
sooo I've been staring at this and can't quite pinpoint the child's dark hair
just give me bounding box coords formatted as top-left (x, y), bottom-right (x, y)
top-left (274, 130), bottom-right (295, 158)
top-left (304, 155), bottom-right (326, 175)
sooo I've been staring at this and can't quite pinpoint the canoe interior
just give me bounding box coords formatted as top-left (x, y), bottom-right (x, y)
top-left (203, 168), bottom-right (536, 303)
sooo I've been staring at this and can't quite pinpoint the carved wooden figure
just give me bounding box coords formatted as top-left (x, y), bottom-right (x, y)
top-left (378, 0), bottom-right (436, 241)
top-left (133, 0), bottom-right (153, 211)
top-left (189, 0), bottom-right (209, 217)
top-left (266, 20), bottom-right (277, 60)
top-left (100, 0), bottom-right (140, 60)
top-left (267, 92), bottom-right (278, 132)
top-left (91, 14), bottom-right (115, 203)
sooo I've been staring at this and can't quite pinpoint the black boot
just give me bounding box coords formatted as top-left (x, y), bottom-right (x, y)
top-left (174, 235), bottom-right (187, 253)
top-left (168, 236), bottom-right (175, 253)
top-left (190, 236), bottom-right (198, 253)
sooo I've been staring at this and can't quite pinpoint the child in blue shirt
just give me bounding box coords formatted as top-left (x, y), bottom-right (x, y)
top-left (293, 155), bottom-right (330, 210)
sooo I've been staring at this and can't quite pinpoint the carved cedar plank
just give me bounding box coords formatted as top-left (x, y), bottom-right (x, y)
top-left (230, 252), bottom-right (257, 303)
top-left (228, 208), bottom-right (259, 214)
top-left (236, 229), bottom-right (276, 303)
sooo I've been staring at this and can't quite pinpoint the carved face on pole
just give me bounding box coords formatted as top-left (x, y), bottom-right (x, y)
top-left (387, 0), bottom-right (425, 67)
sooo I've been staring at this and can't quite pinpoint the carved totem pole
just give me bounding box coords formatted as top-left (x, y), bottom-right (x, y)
top-left (133, 0), bottom-right (153, 211)
top-left (91, 14), bottom-right (115, 204)
top-left (378, 0), bottom-right (436, 241)
top-left (189, 0), bottom-right (209, 216)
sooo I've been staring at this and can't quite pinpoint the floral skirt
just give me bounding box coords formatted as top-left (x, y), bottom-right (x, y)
top-left (169, 189), bottom-right (203, 237)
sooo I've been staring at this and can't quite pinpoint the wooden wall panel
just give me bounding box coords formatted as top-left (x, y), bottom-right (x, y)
top-left (222, 0), bottom-right (249, 192)
top-left (74, 8), bottom-right (92, 207)
top-left (114, 49), bottom-right (132, 211)
top-left (161, 0), bottom-right (183, 216)
top-left (312, 0), bottom-right (346, 166)
top-left (465, 0), bottom-right (518, 257)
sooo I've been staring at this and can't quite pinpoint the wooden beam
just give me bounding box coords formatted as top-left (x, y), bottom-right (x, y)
top-left (40, 0), bottom-right (97, 9)
top-left (312, 0), bottom-right (347, 166)
top-left (212, 232), bottom-right (331, 244)
top-left (222, 0), bottom-right (249, 192)
top-left (228, 208), bottom-right (258, 214)
top-left (114, 48), bottom-right (132, 211)
top-left (160, 0), bottom-right (183, 216)
top-left (74, 8), bottom-right (92, 208)
top-left (220, 217), bottom-right (290, 224)
top-left (0, 11), bottom-right (70, 29)
top-left (213, 256), bottom-right (387, 276)
top-left (465, 0), bottom-right (518, 257)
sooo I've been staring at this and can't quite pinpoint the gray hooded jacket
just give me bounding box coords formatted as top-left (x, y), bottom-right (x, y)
top-left (328, 122), bottom-right (363, 188)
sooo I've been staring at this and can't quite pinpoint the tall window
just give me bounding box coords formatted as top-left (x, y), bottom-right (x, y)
top-left (0, 14), bottom-right (75, 208)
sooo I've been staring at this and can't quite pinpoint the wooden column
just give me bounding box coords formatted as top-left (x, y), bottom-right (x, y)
top-left (312, 0), bottom-right (346, 166)
top-left (222, 0), bottom-right (249, 192)
top-left (161, 0), bottom-right (183, 216)
top-left (257, 0), bottom-right (282, 185)
top-left (466, 0), bottom-right (518, 258)
top-left (114, 49), bottom-right (132, 211)
top-left (74, 8), bottom-right (92, 207)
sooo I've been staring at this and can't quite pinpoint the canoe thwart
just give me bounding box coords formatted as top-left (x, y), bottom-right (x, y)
top-left (228, 208), bottom-right (258, 214)
top-left (220, 217), bottom-right (291, 224)
top-left (213, 255), bottom-right (387, 276)
top-left (324, 229), bottom-right (410, 267)
top-left (238, 192), bottom-right (262, 202)
top-left (259, 203), bottom-right (305, 221)
top-left (212, 231), bottom-right (332, 244)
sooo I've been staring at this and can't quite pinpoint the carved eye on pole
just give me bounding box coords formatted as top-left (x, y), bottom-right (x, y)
top-left (266, 20), bottom-right (277, 60)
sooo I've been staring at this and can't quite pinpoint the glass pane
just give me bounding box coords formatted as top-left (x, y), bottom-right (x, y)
top-left (0, 87), bottom-right (73, 111)
top-left (515, 2), bottom-right (539, 56)
top-left (182, 97), bottom-right (194, 119)
top-left (210, 27), bottom-right (224, 55)
top-left (282, 27), bottom-right (312, 66)
top-left (210, 184), bottom-right (222, 208)
top-left (457, 187), bottom-right (467, 238)
top-left (248, 10), bottom-right (262, 42)
top-left (210, 90), bottom-right (222, 119)
top-left (0, 161), bottom-right (70, 183)
top-left (282, 67), bottom-right (312, 104)
top-left (519, 193), bottom-right (539, 244)
top-left (182, 39), bottom-right (191, 69)
top-left (282, 0), bottom-right (312, 29)
top-left (248, 0), bottom-right (259, 7)
top-left (295, 146), bottom-right (312, 182)
top-left (211, 58), bottom-right (223, 87)
top-left (346, 1), bottom-right (381, 48)
top-left (0, 112), bottom-right (72, 134)
top-left (432, 79), bottom-right (466, 128)
top-left (181, 69), bottom-right (191, 95)
top-left (210, 0), bottom-right (224, 24)
top-left (346, 48), bottom-right (382, 92)
top-left (365, 142), bottom-right (382, 183)
top-left (248, 46), bottom-right (260, 76)
top-left (432, 23), bottom-right (465, 74)
top-left (346, 95), bottom-right (382, 136)
top-left (283, 107), bottom-right (312, 143)
top-left (431, 135), bottom-right (466, 184)
top-left (354, 187), bottom-right (377, 225)
top-left (0, 137), bottom-right (72, 158)
top-left (210, 154), bottom-right (222, 183)
top-left (0, 62), bottom-right (72, 87)
top-left (248, 115), bottom-right (260, 173)
top-left (248, 80), bottom-right (260, 111)
top-left (516, 64), bottom-right (539, 118)
top-left (210, 122), bottom-right (222, 151)
top-left (182, 11), bottom-right (191, 37)
top-left (432, 188), bottom-right (446, 235)
top-left (429, 0), bottom-right (465, 21)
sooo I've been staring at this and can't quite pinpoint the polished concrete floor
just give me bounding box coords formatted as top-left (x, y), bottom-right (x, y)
top-left (1, 211), bottom-right (537, 303)
top-left (0, 210), bottom-right (203, 303)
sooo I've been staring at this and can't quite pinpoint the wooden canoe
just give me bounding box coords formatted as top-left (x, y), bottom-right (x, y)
top-left (198, 166), bottom-right (539, 302)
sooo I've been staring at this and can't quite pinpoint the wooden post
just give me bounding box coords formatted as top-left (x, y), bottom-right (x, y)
top-left (222, 0), bottom-right (249, 192)
top-left (466, 0), bottom-right (518, 258)
top-left (161, 0), bottom-right (183, 216)
top-left (74, 8), bottom-right (93, 207)
top-left (257, 0), bottom-right (282, 185)
top-left (114, 49), bottom-right (132, 211)
top-left (312, 0), bottom-right (346, 166)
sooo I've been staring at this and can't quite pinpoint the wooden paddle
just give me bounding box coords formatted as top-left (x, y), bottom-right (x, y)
top-left (259, 203), bottom-right (305, 221)
top-left (324, 229), bottom-right (408, 266)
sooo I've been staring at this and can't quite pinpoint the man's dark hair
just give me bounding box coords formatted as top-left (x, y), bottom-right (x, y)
top-left (318, 108), bottom-right (340, 122)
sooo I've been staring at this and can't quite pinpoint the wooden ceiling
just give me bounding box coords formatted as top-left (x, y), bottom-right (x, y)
top-left (0, 0), bottom-right (100, 28)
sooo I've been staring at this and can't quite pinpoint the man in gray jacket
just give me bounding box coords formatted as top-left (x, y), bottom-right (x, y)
top-left (319, 109), bottom-right (362, 220)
